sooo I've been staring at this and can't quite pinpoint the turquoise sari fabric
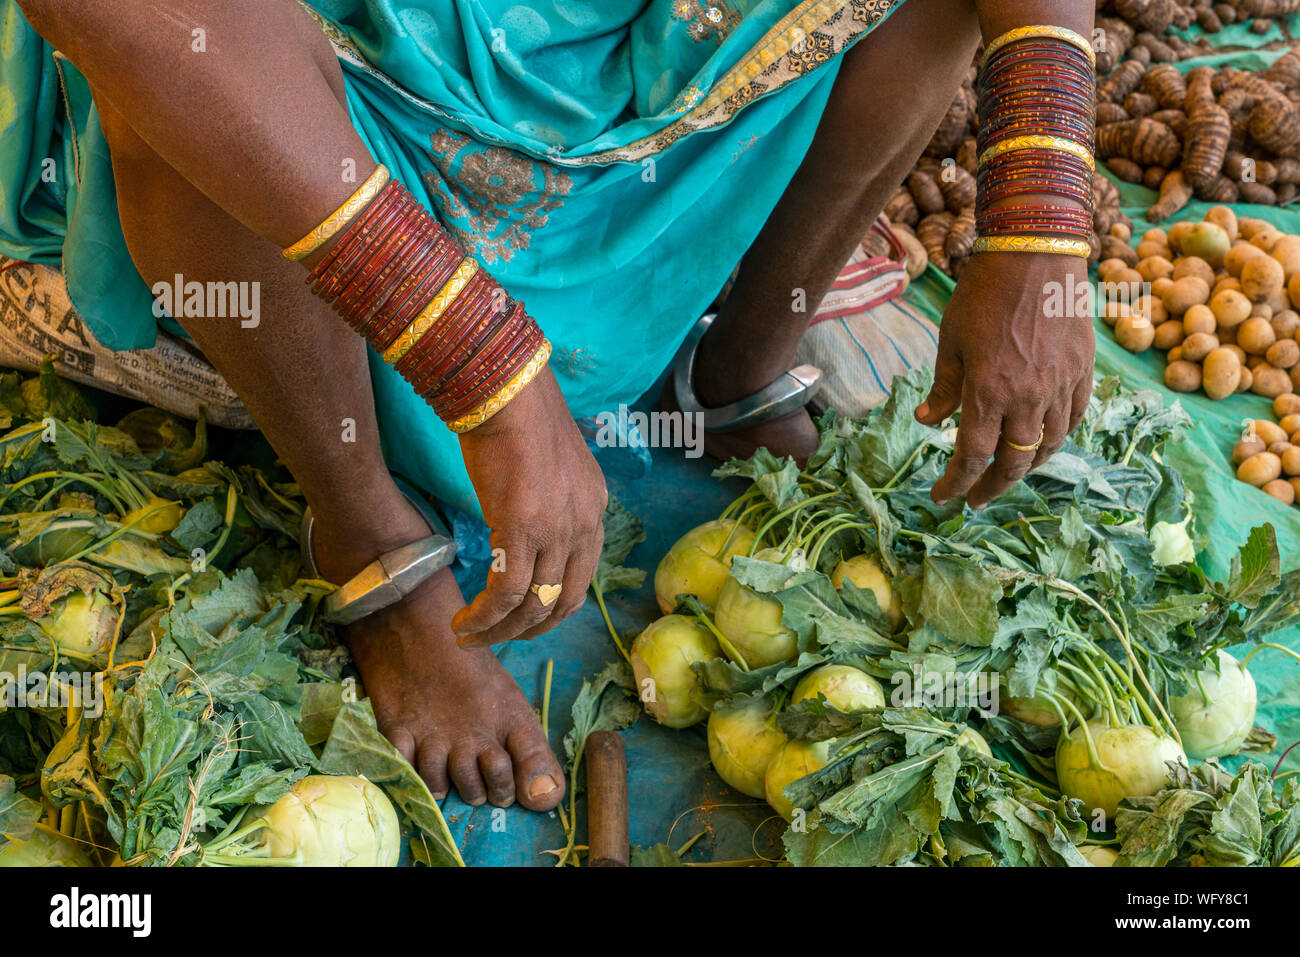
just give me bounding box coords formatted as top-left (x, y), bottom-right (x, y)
top-left (0, 0), bottom-right (907, 516)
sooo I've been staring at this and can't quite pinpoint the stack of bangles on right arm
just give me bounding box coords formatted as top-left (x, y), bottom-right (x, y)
top-left (280, 164), bottom-right (551, 433)
top-left (974, 25), bottom-right (1097, 259)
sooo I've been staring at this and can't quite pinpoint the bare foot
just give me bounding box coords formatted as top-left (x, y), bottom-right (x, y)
top-left (312, 502), bottom-right (565, 811)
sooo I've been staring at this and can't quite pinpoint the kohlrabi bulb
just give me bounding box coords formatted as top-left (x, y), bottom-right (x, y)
top-left (1149, 517), bottom-right (1195, 566)
top-left (830, 554), bottom-right (901, 628)
top-left (707, 696), bottom-right (787, 798)
top-left (654, 520), bottom-right (756, 614)
top-left (1055, 721), bottom-right (1186, 820)
top-left (260, 775), bottom-right (401, 866)
top-left (765, 739), bottom-right (831, 822)
top-left (955, 726), bottom-right (992, 758)
top-left (1171, 650), bottom-right (1257, 759)
top-left (791, 664), bottom-right (884, 712)
top-left (630, 614), bottom-right (721, 728)
top-left (714, 568), bottom-right (796, 669)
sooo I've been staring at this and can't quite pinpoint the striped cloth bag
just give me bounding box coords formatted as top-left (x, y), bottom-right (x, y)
top-left (797, 216), bottom-right (940, 417)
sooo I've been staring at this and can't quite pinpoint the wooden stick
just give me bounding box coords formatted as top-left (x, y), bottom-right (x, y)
top-left (585, 730), bottom-right (629, 867)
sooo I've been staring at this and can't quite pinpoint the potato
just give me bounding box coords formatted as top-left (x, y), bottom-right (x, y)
top-left (1180, 223), bottom-right (1230, 269)
top-left (1180, 331), bottom-right (1219, 362)
top-left (1161, 276), bottom-right (1211, 315)
top-left (1143, 228), bottom-right (1168, 245)
top-left (1219, 323), bottom-right (1238, 346)
top-left (1152, 319), bottom-right (1185, 351)
top-left (1205, 205), bottom-right (1238, 242)
top-left (1182, 304), bottom-right (1216, 335)
top-left (1284, 446), bottom-right (1300, 476)
top-left (1263, 479), bottom-right (1296, 505)
top-left (1268, 289), bottom-right (1291, 316)
top-left (1135, 295), bottom-right (1168, 326)
top-left (1137, 256), bottom-right (1175, 283)
top-left (1238, 366), bottom-right (1255, 393)
top-left (1233, 435), bottom-right (1267, 464)
top-left (1167, 221), bottom-right (1194, 255)
top-left (1164, 359), bottom-right (1202, 393)
top-left (1249, 356), bottom-right (1270, 372)
top-left (1251, 419), bottom-right (1289, 445)
top-left (1238, 316), bottom-right (1277, 355)
top-left (1202, 347), bottom-right (1241, 399)
top-left (1167, 345), bottom-right (1185, 363)
top-left (1238, 217), bottom-right (1269, 239)
top-left (1097, 258), bottom-right (1130, 283)
top-left (1152, 276), bottom-right (1176, 299)
top-left (1242, 255), bottom-right (1285, 302)
top-left (1251, 303), bottom-right (1275, 321)
top-left (1291, 363), bottom-right (1300, 393)
top-left (1137, 241), bottom-right (1171, 261)
top-left (1275, 394), bottom-right (1300, 418)
top-left (1252, 229), bottom-right (1283, 253)
top-left (1100, 299), bottom-right (1129, 327)
top-left (1115, 314), bottom-right (1155, 352)
top-left (1280, 413), bottom-right (1300, 436)
top-left (1267, 338), bottom-right (1300, 369)
top-left (1270, 441), bottom-right (1295, 457)
top-left (1213, 276), bottom-right (1243, 297)
top-left (1272, 309), bottom-right (1300, 339)
top-left (1291, 477), bottom-right (1300, 499)
top-left (1253, 366), bottom-right (1294, 398)
top-left (1172, 256), bottom-right (1216, 287)
top-left (1225, 344), bottom-right (1247, 364)
top-left (1238, 451), bottom-right (1283, 487)
top-left (1226, 242), bottom-right (1267, 277)
top-left (1110, 222), bottom-right (1132, 242)
top-left (1289, 272), bottom-right (1300, 313)
top-left (1273, 235), bottom-right (1300, 279)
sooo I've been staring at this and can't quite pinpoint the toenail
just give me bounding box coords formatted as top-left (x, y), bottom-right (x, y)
top-left (529, 774), bottom-right (560, 799)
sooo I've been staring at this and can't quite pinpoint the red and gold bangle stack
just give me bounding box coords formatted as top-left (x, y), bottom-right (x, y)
top-left (284, 171), bottom-right (550, 433)
top-left (974, 26), bottom-right (1096, 258)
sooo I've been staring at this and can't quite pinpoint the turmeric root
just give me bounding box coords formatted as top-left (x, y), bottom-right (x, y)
top-left (944, 207), bottom-right (976, 261)
top-left (1113, 0), bottom-right (1178, 35)
top-left (907, 169), bottom-right (945, 216)
top-left (938, 163), bottom-right (976, 213)
top-left (917, 212), bottom-right (954, 274)
top-left (1148, 169), bottom-right (1193, 222)
top-left (1096, 117), bottom-right (1182, 167)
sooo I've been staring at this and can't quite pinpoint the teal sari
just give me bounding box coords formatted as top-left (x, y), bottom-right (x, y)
top-left (0, 0), bottom-right (907, 516)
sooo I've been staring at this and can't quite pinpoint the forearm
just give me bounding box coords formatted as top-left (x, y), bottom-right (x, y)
top-left (975, 1), bottom-right (1093, 41)
top-left (18, 0), bottom-right (369, 248)
top-left (972, 2), bottom-right (1096, 222)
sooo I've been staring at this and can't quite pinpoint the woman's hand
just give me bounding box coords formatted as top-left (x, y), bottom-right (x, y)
top-left (915, 252), bottom-right (1095, 508)
top-left (451, 367), bottom-right (608, 646)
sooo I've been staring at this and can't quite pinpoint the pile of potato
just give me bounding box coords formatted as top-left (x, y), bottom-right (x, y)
top-left (1231, 411), bottom-right (1300, 503)
top-left (1099, 205), bottom-right (1300, 505)
top-left (1099, 205), bottom-right (1300, 401)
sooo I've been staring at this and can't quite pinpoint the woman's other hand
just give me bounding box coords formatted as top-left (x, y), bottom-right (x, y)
top-left (452, 367), bottom-right (608, 646)
top-left (915, 252), bottom-right (1095, 508)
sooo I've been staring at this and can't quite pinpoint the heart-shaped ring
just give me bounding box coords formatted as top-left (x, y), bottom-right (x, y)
top-left (530, 582), bottom-right (563, 606)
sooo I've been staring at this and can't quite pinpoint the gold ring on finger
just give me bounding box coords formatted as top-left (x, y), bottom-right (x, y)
top-left (1003, 427), bottom-right (1045, 453)
top-left (529, 582), bottom-right (563, 606)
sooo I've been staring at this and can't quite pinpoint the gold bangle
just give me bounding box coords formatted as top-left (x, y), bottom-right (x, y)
top-left (446, 339), bottom-right (552, 433)
top-left (973, 236), bottom-right (1092, 257)
top-left (981, 25), bottom-right (1096, 69)
top-left (978, 134), bottom-right (1095, 172)
top-left (282, 164), bottom-right (391, 261)
top-left (381, 257), bottom-right (480, 364)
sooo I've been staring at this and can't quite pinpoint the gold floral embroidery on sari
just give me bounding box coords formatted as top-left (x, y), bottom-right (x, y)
top-left (423, 130), bottom-right (573, 265)
top-left (672, 1), bottom-right (742, 44)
